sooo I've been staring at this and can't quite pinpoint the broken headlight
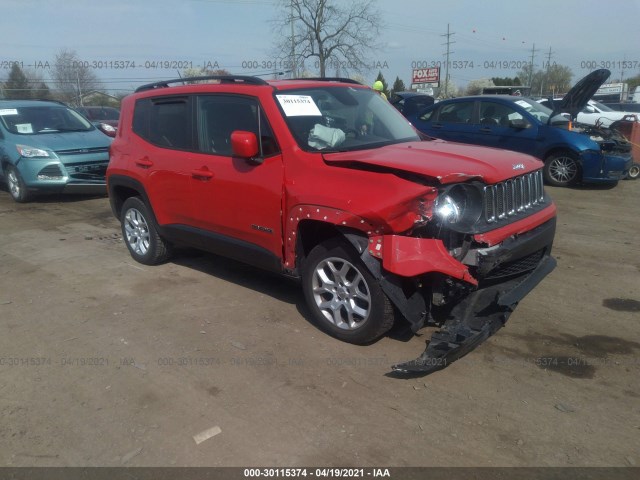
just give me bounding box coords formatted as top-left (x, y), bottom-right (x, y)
top-left (434, 183), bottom-right (483, 231)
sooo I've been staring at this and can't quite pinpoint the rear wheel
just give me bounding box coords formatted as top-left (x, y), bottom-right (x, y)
top-left (120, 197), bottom-right (172, 265)
top-left (5, 166), bottom-right (31, 203)
top-left (544, 151), bottom-right (580, 187)
top-left (302, 238), bottom-right (394, 344)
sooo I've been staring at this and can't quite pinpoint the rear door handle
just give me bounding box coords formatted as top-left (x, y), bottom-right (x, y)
top-left (191, 168), bottom-right (214, 180)
top-left (431, 123), bottom-right (443, 129)
top-left (135, 157), bottom-right (153, 168)
top-left (479, 128), bottom-right (493, 133)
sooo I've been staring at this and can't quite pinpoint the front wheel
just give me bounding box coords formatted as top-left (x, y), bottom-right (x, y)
top-left (5, 166), bottom-right (31, 203)
top-left (120, 197), bottom-right (172, 265)
top-left (626, 163), bottom-right (640, 180)
top-left (544, 152), bottom-right (580, 187)
top-left (302, 239), bottom-right (394, 344)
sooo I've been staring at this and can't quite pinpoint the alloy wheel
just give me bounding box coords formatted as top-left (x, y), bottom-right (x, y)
top-left (311, 257), bottom-right (372, 330)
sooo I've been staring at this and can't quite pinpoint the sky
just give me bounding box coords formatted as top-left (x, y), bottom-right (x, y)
top-left (2, 0), bottom-right (640, 94)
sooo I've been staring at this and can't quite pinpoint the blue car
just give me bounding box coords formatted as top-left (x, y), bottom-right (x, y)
top-left (0, 100), bottom-right (112, 202)
top-left (406, 70), bottom-right (633, 187)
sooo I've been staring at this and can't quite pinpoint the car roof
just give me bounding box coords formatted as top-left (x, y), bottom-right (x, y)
top-left (392, 91), bottom-right (431, 99)
top-left (132, 76), bottom-right (369, 95)
top-left (0, 99), bottom-right (67, 108)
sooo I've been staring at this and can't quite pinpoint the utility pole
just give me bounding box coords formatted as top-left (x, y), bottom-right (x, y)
top-left (528, 43), bottom-right (537, 89)
top-left (441, 23), bottom-right (455, 97)
top-left (541, 46), bottom-right (553, 96)
top-left (76, 70), bottom-right (83, 107)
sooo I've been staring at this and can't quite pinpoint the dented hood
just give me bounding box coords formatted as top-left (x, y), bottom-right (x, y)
top-left (323, 140), bottom-right (542, 184)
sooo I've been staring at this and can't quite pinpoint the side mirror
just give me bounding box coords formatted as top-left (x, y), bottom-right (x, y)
top-left (231, 131), bottom-right (260, 159)
top-left (510, 119), bottom-right (530, 129)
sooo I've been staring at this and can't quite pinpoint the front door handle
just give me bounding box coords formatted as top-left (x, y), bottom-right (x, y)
top-left (191, 168), bottom-right (214, 180)
top-left (479, 128), bottom-right (493, 133)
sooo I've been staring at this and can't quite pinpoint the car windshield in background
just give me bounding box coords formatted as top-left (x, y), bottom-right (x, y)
top-left (591, 101), bottom-right (614, 112)
top-left (80, 107), bottom-right (120, 121)
top-left (0, 106), bottom-right (93, 135)
top-left (276, 86), bottom-right (420, 152)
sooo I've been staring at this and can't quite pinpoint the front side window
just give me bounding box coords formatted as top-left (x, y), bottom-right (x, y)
top-left (275, 86), bottom-right (419, 152)
top-left (0, 105), bottom-right (92, 135)
top-left (196, 95), bottom-right (279, 156)
top-left (480, 101), bottom-right (525, 126)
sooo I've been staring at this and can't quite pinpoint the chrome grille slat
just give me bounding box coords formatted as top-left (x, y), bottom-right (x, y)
top-left (484, 170), bottom-right (545, 223)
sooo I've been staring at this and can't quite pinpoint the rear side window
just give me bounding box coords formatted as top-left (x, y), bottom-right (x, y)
top-left (436, 102), bottom-right (474, 124)
top-left (132, 97), bottom-right (193, 150)
top-left (195, 95), bottom-right (279, 157)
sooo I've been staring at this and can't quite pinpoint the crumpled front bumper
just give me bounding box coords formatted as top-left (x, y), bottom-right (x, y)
top-left (391, 254), bottom-right (556, 375)
top-left (363, 209), bottom-right (556, 376)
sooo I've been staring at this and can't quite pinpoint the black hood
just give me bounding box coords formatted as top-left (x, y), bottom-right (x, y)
top-left (550, 69), bottom-right (611, 121)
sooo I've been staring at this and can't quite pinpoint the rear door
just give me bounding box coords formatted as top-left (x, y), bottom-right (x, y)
top-left (130, 95), bottom-right (196, 226)
top-left (413, 100), bottom-right (478, 144)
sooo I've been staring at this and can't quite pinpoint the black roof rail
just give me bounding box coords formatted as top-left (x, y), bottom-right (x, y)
top-left (297, 77), bottom-right (362, 85)
top-left (135, 75), bottom-right (268, 93)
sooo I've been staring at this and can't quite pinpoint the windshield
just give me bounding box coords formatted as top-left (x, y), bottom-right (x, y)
top-left (0, 105), bottom-right (93, 135)
top-left (512, 98), bottom-right (554, 123)
top-left (591, 101), bottom-right (614, 112)
top-left (275, 86), bottom-right (420, 152)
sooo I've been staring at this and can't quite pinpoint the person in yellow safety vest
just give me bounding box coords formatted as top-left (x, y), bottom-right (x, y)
top-left (372, 80), bottom-right (387, 100)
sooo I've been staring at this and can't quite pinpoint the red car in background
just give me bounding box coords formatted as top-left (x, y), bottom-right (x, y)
top-left (76, 106), bottom-right (120, 137)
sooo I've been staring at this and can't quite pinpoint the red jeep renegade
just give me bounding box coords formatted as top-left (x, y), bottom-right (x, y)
top-left (107, 76), bottom-right (557, 374)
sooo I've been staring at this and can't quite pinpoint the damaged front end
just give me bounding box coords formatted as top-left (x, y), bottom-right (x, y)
top-left (356, 169), bottom-right (558, 376)
top-left (569, 121), bottom-right (633, 181)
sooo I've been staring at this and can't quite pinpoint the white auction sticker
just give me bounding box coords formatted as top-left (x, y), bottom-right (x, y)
top-left (276, 95), bottom-right (322, 116)
top-left (514, 100), bottom-right (529, 108)
top-left (0, 108), bottom-right (18, 116)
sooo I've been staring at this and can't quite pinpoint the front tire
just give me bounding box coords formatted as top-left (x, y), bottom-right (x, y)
top-left (627, 163), bottom-right (640, 180)
top-left (120, 196), bottom-right (172, 265)
top-left (302, 238), bottom-right (394, 344)
top-left (544, 151), bottom-right (580, 187)
top-left (5, 166), bottom-right (31, 203)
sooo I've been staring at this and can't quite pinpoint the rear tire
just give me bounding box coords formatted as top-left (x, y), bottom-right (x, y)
top-left (120, 196), bottom-right (172, 265)
top-left (5, 166), bottom-right (31, 203)
top-left (302, 238), bottom-right (394, 344)
top-left (544, 151), bottom-right (580, 187)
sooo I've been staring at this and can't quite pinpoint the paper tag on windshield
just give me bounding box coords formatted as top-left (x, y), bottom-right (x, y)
top-left (514, 100), bottom-right (529, 108)
top-left (0, 108), bottom-right (18, 116)
top-left (276, 95), bottom-right (322, 116)
top-left (16, 124), bottom-right (33, 134)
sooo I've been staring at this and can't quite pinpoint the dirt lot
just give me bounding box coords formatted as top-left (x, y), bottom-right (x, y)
top-left (0, 179), bottom-right (638, 468)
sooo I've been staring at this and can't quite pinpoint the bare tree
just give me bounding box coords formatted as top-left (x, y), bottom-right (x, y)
top-left (273, 0), bottom-right (382, 78)
top-left (52, 48), bottom-right (100, 106)
top-left (517, 63), bottom-right (573, 96)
